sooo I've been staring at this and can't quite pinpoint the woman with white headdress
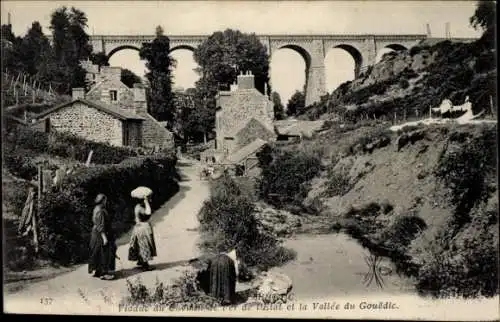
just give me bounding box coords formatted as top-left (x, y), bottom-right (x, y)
top-left (128, 187), bottom-right (157, 270)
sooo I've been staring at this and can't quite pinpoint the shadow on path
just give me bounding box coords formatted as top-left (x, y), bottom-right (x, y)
top-left (114, 259), bottom-right (192, 280)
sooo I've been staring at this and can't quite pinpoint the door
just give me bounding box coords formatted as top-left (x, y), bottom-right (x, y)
top-left (122, 123), bottom-right (129, 146)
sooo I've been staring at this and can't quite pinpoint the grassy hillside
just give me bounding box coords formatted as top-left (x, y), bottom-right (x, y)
top-left (2, 72), bottom-right (71, 112)
top-left (300, 36), bottom-right (496, 123)
top-left (255, 36), bottom-right (498, 299)
top-left (258, 120), bottom-right (497, 298)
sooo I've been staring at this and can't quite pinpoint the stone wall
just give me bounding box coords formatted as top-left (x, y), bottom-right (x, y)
top-left (47, 101), bottom-right (124, 146)
top-left (86, 81), bottom-right (134, 112)
top-left (216, 89), bottom-right (274, 154)
top-left (138, 113), bottom-right (174, 150)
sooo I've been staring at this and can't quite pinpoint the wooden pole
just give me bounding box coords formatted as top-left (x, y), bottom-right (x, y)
top-left (85, 150), bottom-right (93, 167)
top-left (34, 165), bottom-right (42, 254)
top-left (490, 95), bottom-right (495, 116)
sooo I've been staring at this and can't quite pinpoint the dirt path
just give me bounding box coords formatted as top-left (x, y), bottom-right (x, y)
top-left (4, 159), bottom-right (210, 314)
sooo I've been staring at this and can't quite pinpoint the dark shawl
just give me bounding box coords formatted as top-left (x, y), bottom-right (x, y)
top-left (206, 254), bottom-right (237, 305)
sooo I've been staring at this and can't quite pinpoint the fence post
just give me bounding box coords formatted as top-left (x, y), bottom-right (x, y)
top-left (34, 165), bottom-right (42, 254)
top-left (490, 95), bottom-right (495, 117)
top-left (23, 74), bottom-right (27, 95)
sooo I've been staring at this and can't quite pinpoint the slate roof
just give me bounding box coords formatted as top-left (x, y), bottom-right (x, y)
top-left (35, 98), bottom-right (145, 121)
top-left (225, 138), bottom-right (268, 164)
top-left (228, 117), bottom-right (275, 137)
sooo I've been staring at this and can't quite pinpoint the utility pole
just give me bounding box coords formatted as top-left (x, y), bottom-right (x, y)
top-left (445, 22), bottom-right (451, 39)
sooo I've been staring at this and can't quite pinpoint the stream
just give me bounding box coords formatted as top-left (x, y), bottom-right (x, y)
top-left (268, 232), bottom-right (416, 301)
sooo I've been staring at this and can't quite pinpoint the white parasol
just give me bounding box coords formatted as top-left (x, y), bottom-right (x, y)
top-left (130, 186), bottom-right (153, 199)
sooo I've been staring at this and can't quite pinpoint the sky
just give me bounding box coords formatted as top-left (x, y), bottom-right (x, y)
top-left (1, 1), bottom-right (483, 102)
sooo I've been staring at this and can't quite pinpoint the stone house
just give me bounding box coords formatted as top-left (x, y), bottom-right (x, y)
top-left (35, 89), bottom-right (145, 147)
top-left (31, 64), bottom-right (174, 149)
top-left (84, 66), bottom-right (174, 150)
top-left (215, 71), bottom-right (275, 157)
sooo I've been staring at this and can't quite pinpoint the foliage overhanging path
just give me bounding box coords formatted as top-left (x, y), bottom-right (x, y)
top-left (4, 159), bottom-right (210, 313)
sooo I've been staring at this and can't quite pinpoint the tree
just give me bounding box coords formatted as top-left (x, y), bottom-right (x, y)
top-left (470, 1), bottom-right (496, 31)
top-left (121, 68), bottom-right (142, 88)
top-left (470, 1), bottom-right (496, 49)
top-left (194, 29), bottom-right (270, 95)
top-left (18, 22), bottom-right (51, 76)
top-left (89, 51), bottom-right (110, 71)
top-left (286, 91), bottom-right (306, 116)
top-left (191, 29), bottom-right (271, 139)
top-left (47, 6), bottom-right (92, 93)
top-left (271, 91), bottom-right (285, 120)
top-left (139, 25), bottom-right (175, 123)
top-left (1, 24), bottom-right (24, 73)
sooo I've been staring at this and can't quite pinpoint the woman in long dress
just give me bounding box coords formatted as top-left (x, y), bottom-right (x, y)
top-left (128, 197), bottom-right (157, 270)
top-left (88, 194), bottom-right (116, 280)
top-left (197, 248), bottom-right (240, 305)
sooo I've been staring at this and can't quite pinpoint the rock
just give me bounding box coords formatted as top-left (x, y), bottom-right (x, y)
top-left (257, 272), bottom-right (292, 300)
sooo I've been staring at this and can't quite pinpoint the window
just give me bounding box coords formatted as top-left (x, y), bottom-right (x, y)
top-left (109, 90), bottom-right (118, 101)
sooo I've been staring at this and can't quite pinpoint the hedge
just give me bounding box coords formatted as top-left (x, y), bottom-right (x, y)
top-left (5, 126), bottom-right (138, 165)
top-left (37, 154), bottom-right (179, 264)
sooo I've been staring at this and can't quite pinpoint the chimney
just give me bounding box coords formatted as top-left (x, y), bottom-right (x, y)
top-left (101, 66), bottom-right (121, 82)
top-left (237, 70), bottom-right (255, 90)
top-left (72, 87), bottom-right (85, 100)
top-left (133, 83), bottom-right (147, 114)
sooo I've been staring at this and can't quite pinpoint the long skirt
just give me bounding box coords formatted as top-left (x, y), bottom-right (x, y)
top-left (128, 221), bottom-right (157, 263)
top-left (89, 229), bottom-right (116, 274)
top-left (207, 254), bottom-right (237, 305)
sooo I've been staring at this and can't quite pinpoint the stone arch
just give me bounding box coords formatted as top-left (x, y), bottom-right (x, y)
top-left (331, 44), bottom-right (364, 78)
top-left (375, 44), bottom-right (408, 64)
top-left (169, 44), bottom-right (197, 53)
top-left (277, 44), bottom-right (312, 69)
top-left (384, 43), bottom-right (408, 51)
top-left (107, 45), bottom-right (140, 60)
top-left (270, 44), bottom-right (312, 102)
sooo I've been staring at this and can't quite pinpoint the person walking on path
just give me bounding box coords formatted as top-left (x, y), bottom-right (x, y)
top-left (128, 196), bottom-right (157, 271)
top-left (88, 194), bottom-right (116, 280)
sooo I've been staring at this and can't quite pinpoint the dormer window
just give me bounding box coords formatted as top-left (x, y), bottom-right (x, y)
top-left (109, 90), bottom-right (118, 101)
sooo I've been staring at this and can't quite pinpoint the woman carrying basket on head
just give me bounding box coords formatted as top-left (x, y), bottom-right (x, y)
top-left (128, 187), bottom-right (157, 271)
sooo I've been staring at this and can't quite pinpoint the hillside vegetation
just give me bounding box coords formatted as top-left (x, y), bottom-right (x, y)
top-left (253, 34), bottom-right (498, 299)
top-left (300, 35), bottom-right (496, 123)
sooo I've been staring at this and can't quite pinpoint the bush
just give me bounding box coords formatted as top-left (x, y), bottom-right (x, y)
top-left (416, 208), bottom-right (498, 298)
top-left (123, 272), bottom-right (220, 307)
top-left (37, 154), bottom-right (179, 264)
top-left (380, 214), bottom-right (427, 253)
top-left (3, 154), bottom-right (38, 180)
top-left (325, 169), bottom-right (352, 197)
top-left (257, 144), bottom-right (323, 209)
top-left (198, 173), bottom-right (295, 270)
top-left (5, 126), bottom-right (138, 165)
top-left (435, 125), bottom-right (497, 225)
